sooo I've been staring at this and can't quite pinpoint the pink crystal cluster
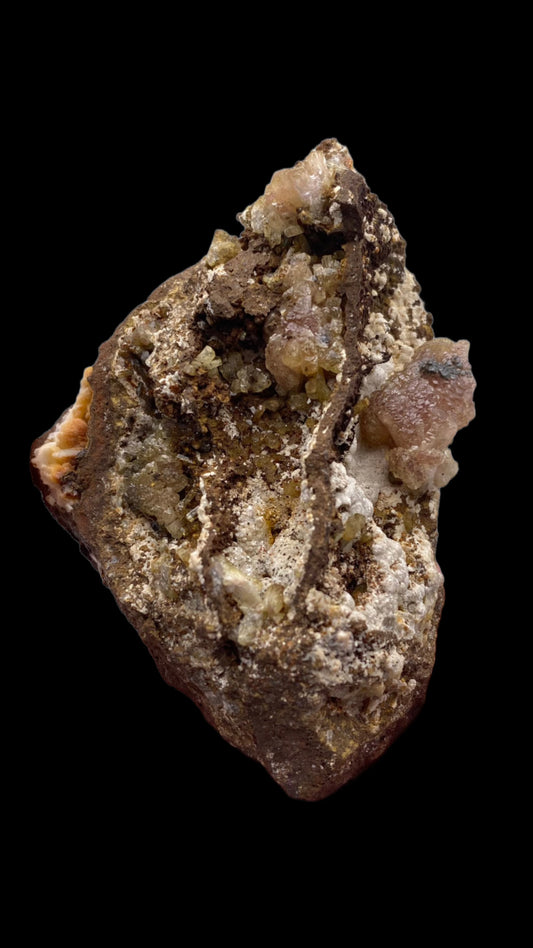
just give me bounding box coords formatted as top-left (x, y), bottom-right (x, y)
top-left (240, 146), bottom-right (346, 245)
top-left (360, 338), bottom-right (476, 490)
top-left (264, 252), bottom-right (344, 392)
top-left (239, 144), bottom-right (352, 395)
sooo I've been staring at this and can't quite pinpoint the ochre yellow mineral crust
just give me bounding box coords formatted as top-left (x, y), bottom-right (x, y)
top-left (31, 139), bottom-right (476, 800)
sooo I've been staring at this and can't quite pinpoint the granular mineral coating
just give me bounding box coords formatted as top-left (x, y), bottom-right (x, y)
top-left (31, 139), bottom-right (476, 800)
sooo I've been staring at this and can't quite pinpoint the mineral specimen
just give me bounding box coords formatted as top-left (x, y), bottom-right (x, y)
top-left (31, 139), bottom-right (476, 800)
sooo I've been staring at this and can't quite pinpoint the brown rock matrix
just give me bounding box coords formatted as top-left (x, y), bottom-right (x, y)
top-left (31, 140), bottom-right (476, 800)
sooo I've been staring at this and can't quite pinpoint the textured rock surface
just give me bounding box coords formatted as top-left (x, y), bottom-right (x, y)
top-left (31, 139), bottom-right (476, 801)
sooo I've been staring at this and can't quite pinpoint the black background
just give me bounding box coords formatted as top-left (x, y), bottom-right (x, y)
top-left (12, 20), bottom-right (512, 917)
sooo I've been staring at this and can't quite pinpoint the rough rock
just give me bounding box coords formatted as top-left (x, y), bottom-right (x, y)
top-left (31, 139), bottom-right (476, 801)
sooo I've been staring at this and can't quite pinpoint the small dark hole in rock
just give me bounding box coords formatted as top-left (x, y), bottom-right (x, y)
top-left (220, 639), bottom-right (241, 666)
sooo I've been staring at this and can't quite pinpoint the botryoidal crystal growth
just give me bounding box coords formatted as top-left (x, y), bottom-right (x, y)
top-left (31, 140), bottom-right (476, 800)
